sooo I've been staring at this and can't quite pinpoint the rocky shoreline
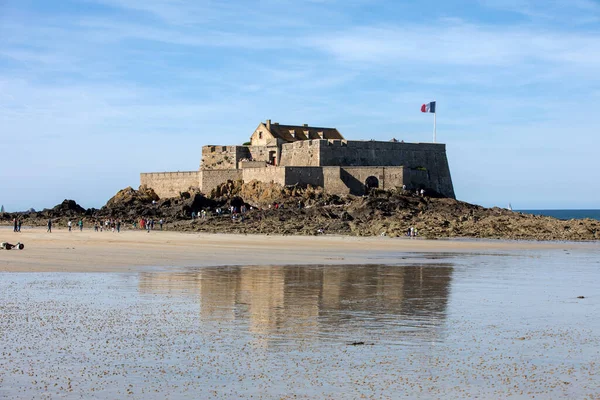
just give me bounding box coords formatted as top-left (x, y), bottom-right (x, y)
top-left (2, 181), bottom-right (598, 241)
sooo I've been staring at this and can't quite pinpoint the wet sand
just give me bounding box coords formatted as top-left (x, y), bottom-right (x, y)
top-left (1, 257), bottom-right (598, 399)
top-left (1, 227), bottom-right (595, 272)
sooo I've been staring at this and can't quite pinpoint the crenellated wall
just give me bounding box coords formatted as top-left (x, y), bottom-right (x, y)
top-left (140, 171), bottom-right (200, 198)
top-left (201, 145), bottom-right (250, 170)
top-left (246, 145), bottom-right (276, 163)
top-left (279, 140), bottom-right (321, 166)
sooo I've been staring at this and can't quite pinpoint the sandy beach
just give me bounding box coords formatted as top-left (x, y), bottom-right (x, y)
top-left (0, 227), bottom-right (592, 272)
top-left (2, 228), bottom-right (599, 398)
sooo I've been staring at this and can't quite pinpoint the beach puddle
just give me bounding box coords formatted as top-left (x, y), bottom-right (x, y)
top-left (0, 251), bottom-right (599, 398)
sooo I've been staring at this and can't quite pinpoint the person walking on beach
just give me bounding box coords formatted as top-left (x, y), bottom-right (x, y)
top-left (78, 219), bottom-right (83, 231)
top-left (159, 219), bottom-right (163, 230)
top-left (68, 220), bottom-right (72, 232)
top-left (116, 220), bottom-right (121, 233)
top-left (17, 219), bottom-right (22, 232)
top-left (13, 218), bottom-right (18, 232)
top-left (47, 219), bottom-right (52, 233)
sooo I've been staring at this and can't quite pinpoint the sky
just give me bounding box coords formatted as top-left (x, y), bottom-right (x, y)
top-left (1, 0), bottom-right (599, 211)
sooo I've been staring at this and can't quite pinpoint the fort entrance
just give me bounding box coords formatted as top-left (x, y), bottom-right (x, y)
top-left (365, 176), bottom-right (379, 191)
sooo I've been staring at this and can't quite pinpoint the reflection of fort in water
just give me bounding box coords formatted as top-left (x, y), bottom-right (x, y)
top-left (139, 265), bottom-right (453, 340)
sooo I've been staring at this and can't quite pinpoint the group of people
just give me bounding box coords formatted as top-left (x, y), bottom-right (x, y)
top-left (93, 219), bottom-right (121, 232)
top-left (401, 185), bottom-right (426, 197)
top-left (230, 205), bottom-right (248, 220)
top-left (67, 219), bottom-right (84, 232)
top-left (189, 201), bottom-right (296, 222)
top-left (407, 227), bottom-right (419, 237)
top-left (191, 211), bottom-right (207, 220)
top-left (42, 217), bottom-right (167, 233)
top-left (12, 218), bottom-right (22, 232)
top-left (137, 218), bottom-right (164, 232)
top-left (191, 205), bottom-right (252, 221)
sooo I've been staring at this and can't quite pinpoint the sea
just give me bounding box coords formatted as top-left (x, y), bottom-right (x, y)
top-left (518, 209), bottom-right (600, 220)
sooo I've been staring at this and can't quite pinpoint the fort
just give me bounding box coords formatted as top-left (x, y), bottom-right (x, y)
top-left (140, 120), bottom-right (455, 199)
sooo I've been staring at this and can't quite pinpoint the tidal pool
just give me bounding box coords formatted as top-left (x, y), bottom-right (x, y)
top-left (0, 248), bottom-right (599, 399)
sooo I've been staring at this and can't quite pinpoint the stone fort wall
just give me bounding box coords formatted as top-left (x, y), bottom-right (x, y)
top-left (140, 171), bottom-right (200, 198)
top-left (280, 140), bottom-right (454, 197)
top-left (202, 145), bottom-right (275, 170)
top-left (201, 169), bottom-right (243, 195)
top-left (279, 140), bottom-right (321, 166)
top-left (321, 166), bottom-right (426, 195)
top-left (201, 146), bottom-right (246, 170)
top-left (142, 139), bottom-right (455, 199)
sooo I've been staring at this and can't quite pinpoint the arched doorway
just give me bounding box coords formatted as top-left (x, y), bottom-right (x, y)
top-left (365, 176), bottom-right (379, 192)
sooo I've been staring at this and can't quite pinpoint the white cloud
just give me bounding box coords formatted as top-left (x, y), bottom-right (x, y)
top-left (478, 0), bottom-right (600, 23)
top-left (307, 22), bottom-right (600, 70)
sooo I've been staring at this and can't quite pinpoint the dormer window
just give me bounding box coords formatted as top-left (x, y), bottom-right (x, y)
top-left (259, 132), bottom-right (262, 139)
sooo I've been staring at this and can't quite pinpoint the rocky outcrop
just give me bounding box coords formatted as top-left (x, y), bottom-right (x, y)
top-left (2, 182), bottom-right (598, 241)
top-left (106, 186), bottom-right (159, 208)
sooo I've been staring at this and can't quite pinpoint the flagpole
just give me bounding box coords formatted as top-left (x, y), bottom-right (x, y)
top-left (433, 108), bottom-right (437, 143)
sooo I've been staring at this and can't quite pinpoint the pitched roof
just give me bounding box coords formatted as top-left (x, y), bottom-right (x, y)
top-left (267, 123), bottom-right (345, 142)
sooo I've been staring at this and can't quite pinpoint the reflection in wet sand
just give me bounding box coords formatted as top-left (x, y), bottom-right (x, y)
top-left (138, 265), bottom-right (453, 344)
top-left (1, 252), bottom-right (599, 399)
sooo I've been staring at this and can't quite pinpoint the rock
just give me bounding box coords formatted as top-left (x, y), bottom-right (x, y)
top-left (106, 186), bottom-right (159, 208)
top-left (2, 183), bottom-right (600, 241)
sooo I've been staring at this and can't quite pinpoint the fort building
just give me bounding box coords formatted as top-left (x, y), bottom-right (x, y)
top-left (140, 120), bottom-right (455, 199)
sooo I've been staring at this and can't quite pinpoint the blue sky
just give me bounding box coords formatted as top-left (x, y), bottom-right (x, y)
top-left (1, 0), bottom-right (599, 211)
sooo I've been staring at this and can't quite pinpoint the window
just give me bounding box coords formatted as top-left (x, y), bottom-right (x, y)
top-left (259, 132), bottom-right (263, 139)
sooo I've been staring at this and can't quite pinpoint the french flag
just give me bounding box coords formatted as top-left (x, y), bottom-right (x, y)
top-left (421, 101), bottom-right (436, 113)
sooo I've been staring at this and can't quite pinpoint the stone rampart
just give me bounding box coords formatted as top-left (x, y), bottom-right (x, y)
top-left (242, 167), bottom-right (286, 186)
top-left (246, 146), bottom-right (274, 163)
top-left (140, 171), bottom-right (200, 198)
top-left (322, 167), bottom-right (348, 194)
top-left (284, 167), bottom-right (324, 187)
top-left (318, 140), bottom-right (446, 167)
top-left (279, 140), bottom-right (454, 197)
top-left (279, 140), bottom-right (321, 166)
top-left (202, 145), bottom-right (250, 170)
top-left (144, 138), bottom-right (455, 198)
top-left (239, 161), bottom-right (269, 169)
top-left (200, 169), bottom-right (243, 195)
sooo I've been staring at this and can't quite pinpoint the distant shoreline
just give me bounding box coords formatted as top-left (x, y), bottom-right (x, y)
top-left (517, 209), bottom-right (600, 221)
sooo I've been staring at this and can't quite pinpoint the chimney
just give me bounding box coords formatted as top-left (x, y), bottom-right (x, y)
top-left (318, 131), bottom-right (324, 139)
top-left (266, 119), bottom-right (271, 130)
top-left (303, 124), bottom-right (308, 127)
